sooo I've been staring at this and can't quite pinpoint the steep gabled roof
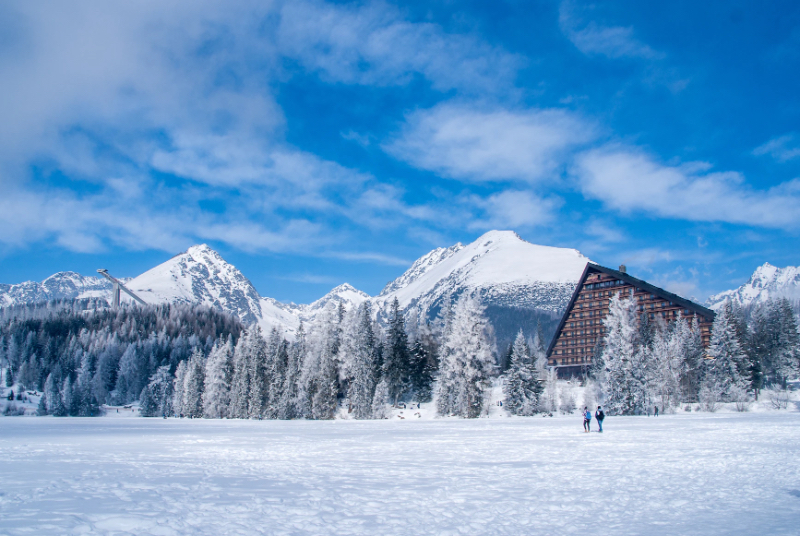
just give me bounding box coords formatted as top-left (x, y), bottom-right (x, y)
top-left (546, 263), bottom-right (715, 357)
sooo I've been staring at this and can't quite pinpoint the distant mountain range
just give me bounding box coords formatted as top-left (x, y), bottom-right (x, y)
top-left (13, 232), bottom-right (798, 348)
top-left (0, 231), bottom-right (591, 348)
top-left (706, 262), bottom-right (800, 312)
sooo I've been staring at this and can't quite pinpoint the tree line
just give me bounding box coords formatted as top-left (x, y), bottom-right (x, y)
top-left (2, 292), bottom-right (798, 419)
top-left (596, 294), bottom-right (799, 415)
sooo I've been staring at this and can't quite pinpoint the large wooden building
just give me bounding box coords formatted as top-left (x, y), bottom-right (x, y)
top-left (547, 263), bottom-right (715, 376)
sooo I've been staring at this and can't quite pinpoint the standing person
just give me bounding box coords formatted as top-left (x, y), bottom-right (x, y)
top-left (595, 406), bottom-right (605, 433)
top-left (654, 406), bottom-right (659, 417)
top-left (582, 406), bottom-right (591, 432)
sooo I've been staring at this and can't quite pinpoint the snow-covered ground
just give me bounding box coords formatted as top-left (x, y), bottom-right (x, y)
top-left (2, 411), bottom-right (799, 535)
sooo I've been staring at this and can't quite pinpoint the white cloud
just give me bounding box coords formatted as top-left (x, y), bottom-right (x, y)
top-left (0, 1), bottom-right (528, 261)
top-left (753, 134), bottom-right (800, 162)
top-left (469, 190), bottom-right (562, 230)
top-left (559, 1), bottom-right (663, 60)
top-left (574, 145), bottom-right (800, 229)
top-left (276, 0), bottom-right (522, 94)
top-left (384, 102), bottom-right (595, 183)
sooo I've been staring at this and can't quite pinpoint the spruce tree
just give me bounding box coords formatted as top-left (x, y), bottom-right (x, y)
top-left (701, 303), bottom-right (748, 405)
top-left (436, 294), bottom-right (496, 418)
top-left (228, 329), bottom-right (252, 419)
top-left (600, 293), bottom-right (644, 415)
top-left (203, 337), bottom-right (233, 418)
top-left (383, 298), bottom-right (410, 404)
top-left (503, 330), bottom-right (542, 416)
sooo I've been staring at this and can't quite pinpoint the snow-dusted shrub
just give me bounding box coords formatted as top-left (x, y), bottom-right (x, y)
top-left (583, 380), bottom-right (597, 412)
top-left (768, 388), bottom-right (790, 410)
top-left (2, 402), bottom-right (25, 416)
top-left (729, 384), bottom-right (751, 412)
top-left (559, 384), bottom-right (576, 414)
top-left (699, 383), bottom-right (721, 412)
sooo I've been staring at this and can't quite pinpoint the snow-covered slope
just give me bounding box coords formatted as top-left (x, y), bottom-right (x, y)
top-left (373, 230), bottom-right (589, 324)
top-left (706, 262), bottom-right (800, 311)
top-left (124, 244), bottom-right (264, 326)
top-left (0, 272), bottom-right (113, 307)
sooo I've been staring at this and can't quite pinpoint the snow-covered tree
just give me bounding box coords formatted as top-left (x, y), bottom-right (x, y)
top-left (140, 365), bottom-right (174, 417)
top-left (172, 360), bottom-right (188, 417)
top-left (436, 294), bottom-right (496, 418)
top-left (371, 378), bottom-right (389, 419)
top-left (383, 298), bottom-right (410, 404)
top-left (600, 293), bottom-right (645, 415)
top-left (182, 349), bottom-right (205, 418)
top-left (701, 303), bottom-right (748, 405)
top-left (503, 330), bottom-right (542, 416)
top-left (343, 302), bottom-right (378, 419)
top-left (203, 337), bottom-right (233, 418)
top-left (228, 329), bottom-right (253, 419)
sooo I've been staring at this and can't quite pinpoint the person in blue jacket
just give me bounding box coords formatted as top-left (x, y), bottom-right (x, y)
top-left (595, 406), bottom-right (605, 432)
top-left (583, 406), bottom-right (591, 432)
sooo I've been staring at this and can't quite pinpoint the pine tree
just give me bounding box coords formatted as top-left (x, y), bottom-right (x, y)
top-left (344, 302), bottom-right (378, 419)
top-left (183, 349), bottom-right (205, 418)
top-left (408, 338), bottom-right (435, 403)
top-left (45, 372), bottom-right (67, 416)
top-left (383, 298), bottom-right (410, 405)
top-left (278, 323), bottom-right (304, 420)
top-left (773, 298), bottom-right (800, 386)
top-left (203, 337), bottom-right (233, 418)
top-left (140, 365), bottom-right (174, 417)
top-left (600, 293), bottom-right (645, 415)
top-left (247, 328), bottom-right (269, 419)
top-left (436, 294), bottom-right (496, 418)
top-left (228, 329), bottom-right (252, 419)
top-left (701, 303), bottom-right (748, 406)
top-left (503, 330), bottom-right (542, 416)
top-left (172, 360), bottom-right (188, 417)
top-left (371, 378), bottom-right (389, 419)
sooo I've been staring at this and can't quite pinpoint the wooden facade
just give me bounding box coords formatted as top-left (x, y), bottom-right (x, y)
top-left (547, 263), bottom-right (715, 375)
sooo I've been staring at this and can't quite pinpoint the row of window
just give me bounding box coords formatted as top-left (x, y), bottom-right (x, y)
top-left (584, 279), bottom-right (625, 290)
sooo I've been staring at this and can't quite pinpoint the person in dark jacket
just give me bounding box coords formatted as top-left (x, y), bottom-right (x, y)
top-left (595, 406), bottom-right (605, 432)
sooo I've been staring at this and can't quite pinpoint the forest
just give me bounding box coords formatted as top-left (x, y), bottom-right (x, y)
top-left (1, 292), bottom-right (798, 419)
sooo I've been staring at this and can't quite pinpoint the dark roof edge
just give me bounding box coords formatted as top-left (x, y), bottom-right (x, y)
top-left (545, 262), bottom-right (716, 357)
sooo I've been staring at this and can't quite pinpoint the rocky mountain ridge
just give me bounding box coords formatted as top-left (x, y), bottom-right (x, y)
top-left (706, 262), bottom-right (800, 312)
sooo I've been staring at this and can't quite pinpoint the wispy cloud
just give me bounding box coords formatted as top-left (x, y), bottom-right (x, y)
top-left (559, 1), bottom-right (663, 60)
top-left (384, 101), bottom-right (596, 183)
top-left (753, 134), bottom-right (800, 162)
top-left (573, 145), bottom-right (800, 229)
top-left (328, 251), bottom-right (411, 266)
top-left (276, 0), bottom-right (523, 94)
top-left (468, 190), bottom-right (563, 230)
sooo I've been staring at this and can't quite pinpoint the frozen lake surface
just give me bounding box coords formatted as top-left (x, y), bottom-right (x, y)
top-left (1, 413), bottom-right (799, 535)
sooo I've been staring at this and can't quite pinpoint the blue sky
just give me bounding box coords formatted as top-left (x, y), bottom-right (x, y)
top-left (1, 0), bottom-right (799, 303)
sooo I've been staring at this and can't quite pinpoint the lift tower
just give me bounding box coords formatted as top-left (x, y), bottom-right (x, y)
top-left (96, 269), bottom-right (147, 308)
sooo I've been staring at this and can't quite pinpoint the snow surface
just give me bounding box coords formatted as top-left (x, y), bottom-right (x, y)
top-left (2, 412), bottom-right (799, 535)
top-left (706, 262), bottom-right (800, 311)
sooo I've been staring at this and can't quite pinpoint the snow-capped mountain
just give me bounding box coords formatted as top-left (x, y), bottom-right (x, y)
top-left (124, 244), bottom-right (265, 326)
top-left (0, 231), bottom-right (591, 346)
top-left (0, 271), bottom-right (113, 307)
top-left (375, 230), bottom-right (588, 313)
top-left (373, 230), bottom-right (590, 346)
top-left (706, 262), bottom-right (800, 311)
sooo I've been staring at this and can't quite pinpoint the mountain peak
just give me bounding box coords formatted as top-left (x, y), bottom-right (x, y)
top-left (707, 263), bottom-right (800, 312)
top-left (475, 230), bottom-right (522, 244)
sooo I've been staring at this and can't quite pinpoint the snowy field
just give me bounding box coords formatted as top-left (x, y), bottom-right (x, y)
top-left (2, 413), bottom-right (800, 536)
